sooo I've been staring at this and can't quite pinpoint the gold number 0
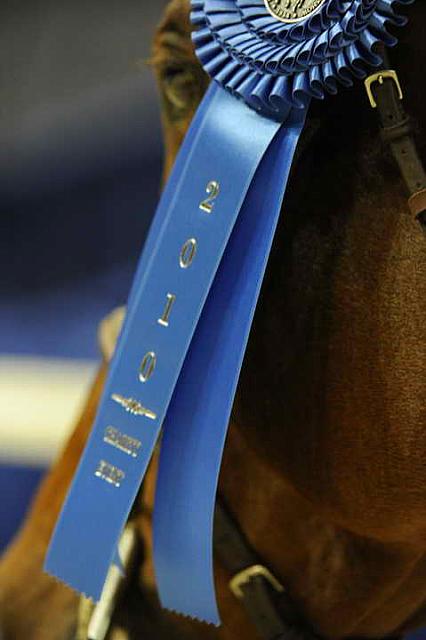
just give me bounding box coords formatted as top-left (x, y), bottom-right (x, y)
top-left (199, 181), bottom-right (220, 214)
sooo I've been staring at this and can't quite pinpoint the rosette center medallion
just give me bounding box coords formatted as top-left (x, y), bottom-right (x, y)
top-left (264, 0), bottom-right (326, 22)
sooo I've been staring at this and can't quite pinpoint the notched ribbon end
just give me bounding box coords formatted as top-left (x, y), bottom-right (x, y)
top-left (43, 565), bottom-right (99, 604)
top-left (162, 605), bottom-right (221, 628)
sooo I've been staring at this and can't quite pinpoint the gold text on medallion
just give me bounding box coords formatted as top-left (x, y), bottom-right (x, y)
top-left (264, 0), bottom-right (325, 22)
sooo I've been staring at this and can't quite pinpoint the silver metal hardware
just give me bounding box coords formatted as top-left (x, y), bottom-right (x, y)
top-left (229, 564), bottom-right (284, 600)
top-left (87, 524), bottom-right (137, 640)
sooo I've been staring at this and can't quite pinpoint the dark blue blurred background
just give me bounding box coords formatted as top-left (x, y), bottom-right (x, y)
top-left (1, 0), bottom-right (167, 359)
top-left (1, 0), bottom-right (167, 550)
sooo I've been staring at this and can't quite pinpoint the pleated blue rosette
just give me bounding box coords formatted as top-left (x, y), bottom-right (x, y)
top-left (191, 0), bottom-right (413, 119)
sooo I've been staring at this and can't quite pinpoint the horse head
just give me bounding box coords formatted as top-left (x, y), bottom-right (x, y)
top-left (0, 1), bottom-right (425, 639)
top-left (152, 0), bottom-right (426, 636)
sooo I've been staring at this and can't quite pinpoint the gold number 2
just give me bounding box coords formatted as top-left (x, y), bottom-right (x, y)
top-left (199, 180), bottom-right (220, 214)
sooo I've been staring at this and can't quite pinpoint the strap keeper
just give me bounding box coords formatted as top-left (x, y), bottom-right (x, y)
top-left (380, 117), bottom-right (412, 144)
top-left (229, 564), bottom-right (285, 600)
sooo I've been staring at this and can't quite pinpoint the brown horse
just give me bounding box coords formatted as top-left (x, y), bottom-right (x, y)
top-left (0, 1), bottom-right (425, 638)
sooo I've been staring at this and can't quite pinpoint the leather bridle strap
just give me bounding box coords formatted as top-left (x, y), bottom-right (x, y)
top-left (214, 500), bottom-right (320, 640)
top-left (214, 501), bottom-right (406, 640)
top-left (365, 47), bottom-right (426, 222)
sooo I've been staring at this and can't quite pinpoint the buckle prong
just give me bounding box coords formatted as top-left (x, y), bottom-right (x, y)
top-left (365, 70), bottom-right (403, 109)
top-left (229, 564), bottom-right (284, 600)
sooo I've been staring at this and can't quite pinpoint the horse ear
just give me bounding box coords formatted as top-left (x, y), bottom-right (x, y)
top-left (152, 0), bottom-right (208, 122)
top-left (158, 0), bottom-right (191, 32)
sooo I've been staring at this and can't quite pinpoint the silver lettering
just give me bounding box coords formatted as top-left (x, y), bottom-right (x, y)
top-left (158, 293), bottom-right (176, 328)
top-left (180, 238), bottom-right (197, 269)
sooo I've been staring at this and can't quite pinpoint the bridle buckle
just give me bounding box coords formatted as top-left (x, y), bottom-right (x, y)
top-left (229, 564), bottom-right (285, 600)
top-left (364, 70), bottom-right (403, 108)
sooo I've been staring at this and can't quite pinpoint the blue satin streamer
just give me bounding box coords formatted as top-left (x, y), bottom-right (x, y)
top-left (44, 84), bottom-right (284, 601)
top-left (153, 107), bottom-right (307, 624)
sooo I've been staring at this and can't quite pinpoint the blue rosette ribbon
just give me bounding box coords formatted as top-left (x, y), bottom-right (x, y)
top-left (45, 0), bottom-right (413, 628)
top-left (191, 0), bottom-right (410, 119)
